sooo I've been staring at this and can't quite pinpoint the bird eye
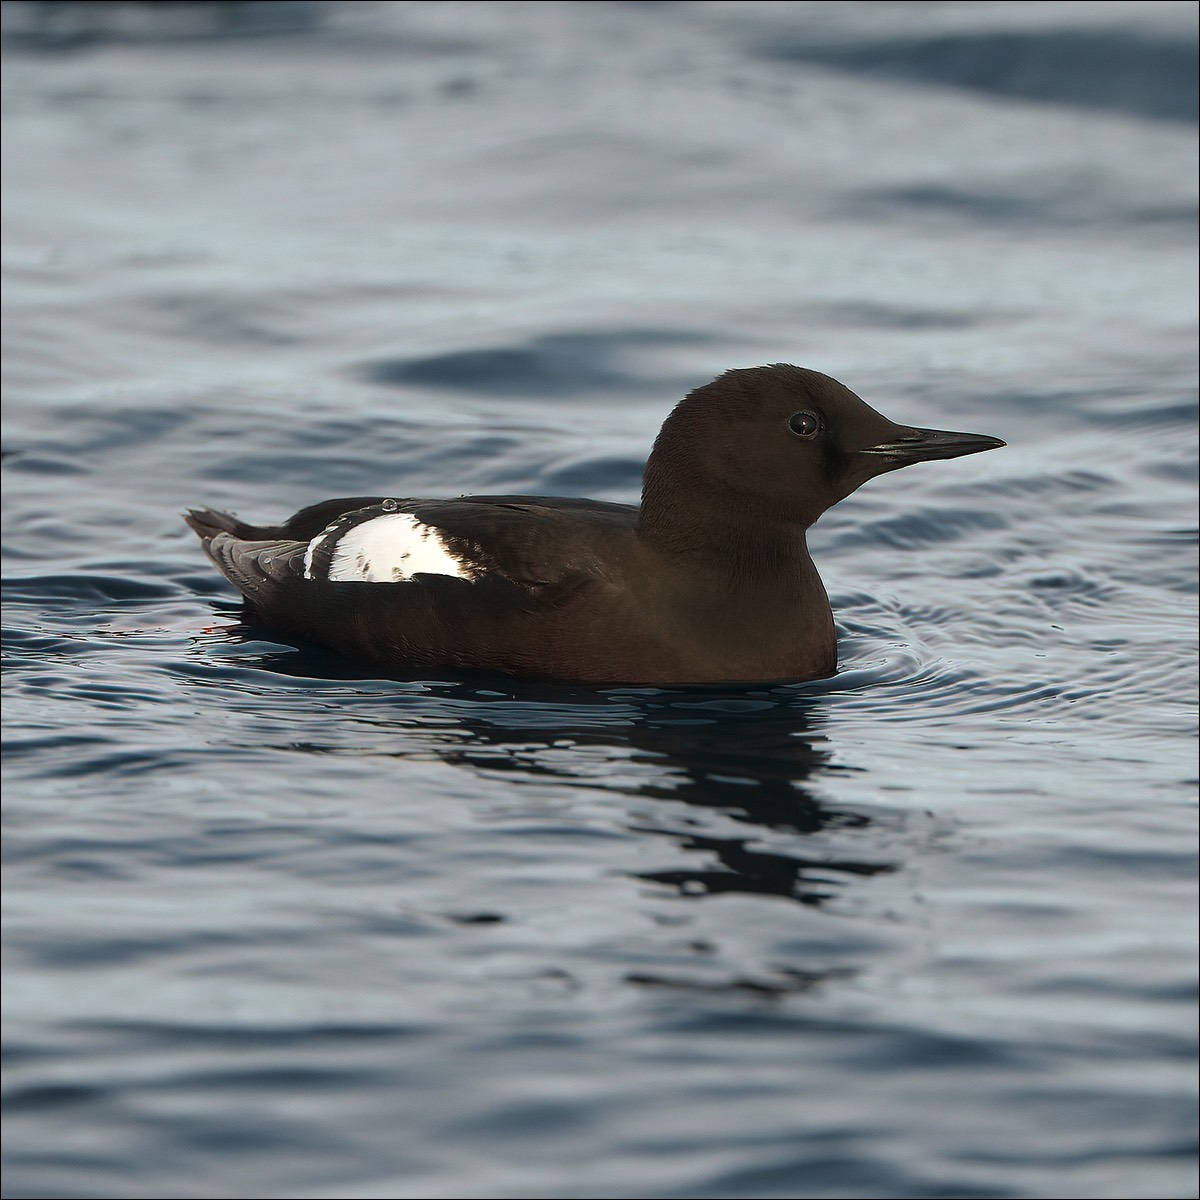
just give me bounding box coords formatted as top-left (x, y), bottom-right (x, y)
top-left (788, 411), bottom-right (820, 438)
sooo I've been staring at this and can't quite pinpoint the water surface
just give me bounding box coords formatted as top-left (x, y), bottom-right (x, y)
top-left (2, 3), bottom-right (1197, 1198)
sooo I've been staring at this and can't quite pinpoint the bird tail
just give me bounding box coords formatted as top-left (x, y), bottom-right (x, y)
top-left (184, 508), bottom-right (284, 542)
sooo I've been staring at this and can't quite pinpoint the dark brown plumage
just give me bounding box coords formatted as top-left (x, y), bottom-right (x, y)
top-left (186, 364), bottom-right (1004, 683)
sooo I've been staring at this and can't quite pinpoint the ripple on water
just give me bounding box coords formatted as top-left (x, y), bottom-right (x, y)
top-left (2, 573), bottom-right (184, 603)
top-left (822, 504), bottom-right (1010, 554)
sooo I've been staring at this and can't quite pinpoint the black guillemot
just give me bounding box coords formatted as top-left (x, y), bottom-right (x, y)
top-left (186, 364), bottom-right (1004, 683)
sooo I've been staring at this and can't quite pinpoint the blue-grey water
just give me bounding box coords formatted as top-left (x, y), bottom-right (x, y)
top-left (2, 3), bottom-right (1197, 1198)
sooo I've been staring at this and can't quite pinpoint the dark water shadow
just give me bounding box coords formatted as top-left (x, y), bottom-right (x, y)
top-left (356, 328), bottom-right (712, 398)
top-left (1, 0), bottom-right (329, 50)
top-left (755, 28), bottom-right (1199, 124)
top-left (836, 182), bottom-right (1199, 232)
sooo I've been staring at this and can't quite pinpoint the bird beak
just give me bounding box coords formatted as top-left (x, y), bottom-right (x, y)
top-left (859, 426), bottom-right (1006, 464)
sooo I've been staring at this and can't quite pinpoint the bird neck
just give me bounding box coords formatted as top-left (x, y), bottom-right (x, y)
top-left (636, 488), bottom-right (814, 583)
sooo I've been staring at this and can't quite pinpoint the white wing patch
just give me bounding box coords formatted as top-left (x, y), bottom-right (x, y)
top-left (308, 512), bottom-right (475, 583)
top-left (302, 528), bottom-right (331, 579)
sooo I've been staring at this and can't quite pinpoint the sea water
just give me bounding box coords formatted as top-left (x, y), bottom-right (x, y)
top-left (3, 3), bottom-right (1197, 1197)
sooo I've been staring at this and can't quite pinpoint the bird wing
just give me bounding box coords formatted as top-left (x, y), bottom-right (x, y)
top-left (186, 494), bottom-right (636, 615)
top-left (186, 496), bottom-right (640, 672)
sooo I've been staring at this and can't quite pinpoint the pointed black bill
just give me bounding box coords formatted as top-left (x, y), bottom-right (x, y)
top-left (859, 426), bottom-right (1006, 464)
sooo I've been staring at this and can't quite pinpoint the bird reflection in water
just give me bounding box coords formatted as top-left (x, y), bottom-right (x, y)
top-left (246, 639), bottom-right (895, 911)
top-left (211, 631), bottom-right (901, 995)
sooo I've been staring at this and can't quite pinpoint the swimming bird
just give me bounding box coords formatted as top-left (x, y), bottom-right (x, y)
top-left (186, 364), bottom-right (1003, 683)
